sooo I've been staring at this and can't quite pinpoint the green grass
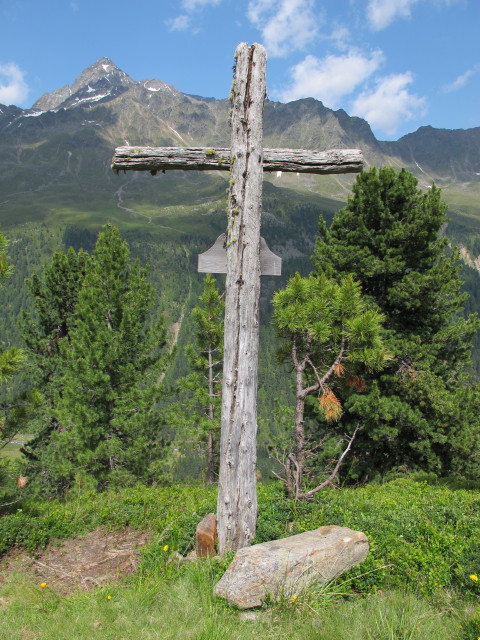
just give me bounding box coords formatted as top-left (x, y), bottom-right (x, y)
top-left (0, 564), bottom-right (468, 640)
top-left (1, 480), bottom-right (479, 593)
top-left (0, 479), bottom-right (479, 638)
top-left (0, 443), bottom-right (23, 460)
top-left (0, 434), bottom-right (33, 460)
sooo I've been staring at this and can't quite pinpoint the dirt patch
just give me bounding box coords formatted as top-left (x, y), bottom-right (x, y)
top-left (0, 527), bottom-right (151, 595)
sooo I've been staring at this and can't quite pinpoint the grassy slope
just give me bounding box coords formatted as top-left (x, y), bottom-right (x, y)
top-left (0, 479), bottom-right (479, 639)
top-left (0, 570), bottom-right (466, 640)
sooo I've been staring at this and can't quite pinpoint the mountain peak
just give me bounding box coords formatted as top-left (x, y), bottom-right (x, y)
top-left (32, 58), bottom-right (133, 111)
top-left (71, 58), bottom-right (133, 94)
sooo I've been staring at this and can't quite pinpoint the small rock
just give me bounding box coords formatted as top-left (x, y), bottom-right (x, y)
top-left (167, 551), bottom-right (184, 565)
top-left (239, 611), bottom-right (261, 622)
top-left (185, 549), bottom-right (197, 562)
top-left (196, 513), bottom-right (217, 557)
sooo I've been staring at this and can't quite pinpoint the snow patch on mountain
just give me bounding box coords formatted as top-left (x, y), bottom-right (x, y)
top-left (73, 92), bottom-right (111, 106)
top-left (23, 110), bottom-right (47, 118)
top-left (143, 80), bottom-right (178, 95)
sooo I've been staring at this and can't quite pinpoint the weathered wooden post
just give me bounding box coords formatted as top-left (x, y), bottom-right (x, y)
top-left (111, 41), bottom-right (364, 555)
top-left (216, 42), bottom-right (267, 554)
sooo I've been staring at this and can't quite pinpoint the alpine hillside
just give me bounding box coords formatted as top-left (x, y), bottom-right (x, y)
top-left (1, 57), bottom-right (479, 235)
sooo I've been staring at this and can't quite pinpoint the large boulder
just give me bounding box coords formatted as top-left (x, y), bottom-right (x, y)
top-left (214, 525), bottom-right (368, 609)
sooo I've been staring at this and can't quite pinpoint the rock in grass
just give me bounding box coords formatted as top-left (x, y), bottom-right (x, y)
top-left (196, 513), bottom-right (217, 557)
top-left (214, 525), bottom-right (368, 609)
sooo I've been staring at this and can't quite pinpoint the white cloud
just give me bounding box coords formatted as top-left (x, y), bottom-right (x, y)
top-left (166, 14), bottom-right (191, 32)
top-left (276, 50), bottom-right (384, 106)
top-left (366, 0), bottom-right (462, 31)
top-left (247, 0), bottom-right (319, 57)
top-left (351, 72), bottom-right (427, 135)
top-left (443, 64), bottom-right (480, 92)
top-left (181, 0), bottom-right (223, 9)
top-left (166, 0), bottom-right (224, 32)
top-left (328, 24), bottom-right (351, 52)
top-left (367, 0), bottom-right (420, 30)
top-left (0, 62), bottom-right (29, 106)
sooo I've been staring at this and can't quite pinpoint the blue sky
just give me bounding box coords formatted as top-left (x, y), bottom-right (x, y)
top-left (0, 0), bottom-right (478, 140)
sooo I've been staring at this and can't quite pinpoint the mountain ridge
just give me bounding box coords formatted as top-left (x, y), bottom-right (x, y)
top-left (5, 56), bottom-right (478, 177)
top-left (0, 57), bottom-right (479, 237)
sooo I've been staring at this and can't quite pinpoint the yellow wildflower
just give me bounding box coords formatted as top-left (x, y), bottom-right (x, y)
top-left (107, 595), bottom-right (112, 600)
top-left (469, 574), bottom-right (478, 581)
top-left (163, 545), bottom-right (169, 552)
top-left (291, 595), bottom-right (297, 602)
top-left (39, 582), bottom-right (47, 588)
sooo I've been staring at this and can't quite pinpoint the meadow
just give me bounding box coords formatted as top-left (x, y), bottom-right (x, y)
top-left (1, 479), bottom-right (479, 639)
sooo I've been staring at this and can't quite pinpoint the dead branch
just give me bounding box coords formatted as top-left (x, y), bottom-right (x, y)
top-left (33, 560), bottom-right (75, 578)
top-left (271, 446), bottom-right (290, 483)
top-left (296, 425), bottom-right (360, 500)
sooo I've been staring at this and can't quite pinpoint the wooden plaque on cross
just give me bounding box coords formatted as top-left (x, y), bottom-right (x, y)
top-left (111, 42), bottom-right (364, 554)
top-left (198, 234), bottom-right (281, 276)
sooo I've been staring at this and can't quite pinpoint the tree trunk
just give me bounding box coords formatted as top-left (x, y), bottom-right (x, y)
top-left (292, 363), bottom-right (307, 497)
top-left (217, 43), bottom-right (266, 554)
top-left (207, 431), bottom-right (215, 484)
top-left (207, 345), bottom-right (216, 484)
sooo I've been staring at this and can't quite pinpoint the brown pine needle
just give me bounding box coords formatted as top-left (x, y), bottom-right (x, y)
top-left (333, 362), bottom-right (345, 377)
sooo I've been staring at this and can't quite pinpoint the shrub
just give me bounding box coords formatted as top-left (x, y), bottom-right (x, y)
top-left (0, 479), bottom-right (478, 598)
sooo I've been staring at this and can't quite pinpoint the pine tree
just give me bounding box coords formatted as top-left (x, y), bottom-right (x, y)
top-left (169, 274), bottom-right (224, 483)
top-left (23, 247), bottom-right (90, 377)
top-left (23, 225), bottom-right (168, 494)
top-left (272, 272), bottom-right (389, 498)
top-left (0, 229), bottom-right (26, 509)
top-left (0, 231), bottom-right (24, 385)
top-left (20, 247), bottom-right (90, 462)
top-left (313, 167), bottom-right (480, 479)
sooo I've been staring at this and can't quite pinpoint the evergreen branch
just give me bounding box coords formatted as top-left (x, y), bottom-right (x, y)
top-left (318, 335), bottom-right (346, 387)
top-left (0, 402), bottom-right (30, 412)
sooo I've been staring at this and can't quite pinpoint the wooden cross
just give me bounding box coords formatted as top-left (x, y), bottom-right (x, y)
top-left (112, 42), bottom-right (363, 554)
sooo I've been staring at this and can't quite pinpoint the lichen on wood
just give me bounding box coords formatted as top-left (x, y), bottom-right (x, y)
top-left (111, 146), bottom-right (364, 175)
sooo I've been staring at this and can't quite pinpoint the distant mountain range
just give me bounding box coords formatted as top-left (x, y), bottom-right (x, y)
top-left (1, 56), bottom-right (479, 245)
top-left (1, 57), bottom-right (478, 179)
top-left (2, 55), bottom-right (480, 239)
top-left (1, 57), bottom-right (478, 269)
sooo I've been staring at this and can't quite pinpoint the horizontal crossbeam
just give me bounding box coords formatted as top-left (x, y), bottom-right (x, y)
top-left (111, 146), bottom-right (363, 175)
